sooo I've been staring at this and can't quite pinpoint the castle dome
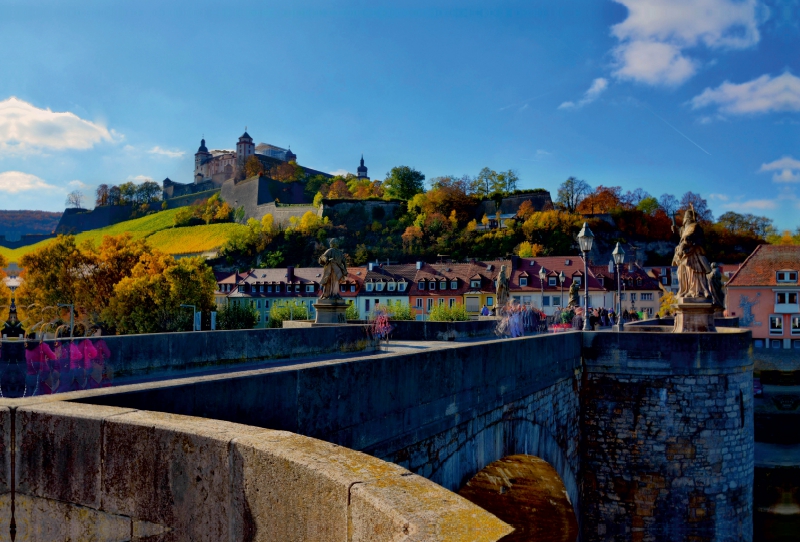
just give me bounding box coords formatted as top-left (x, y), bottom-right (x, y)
top-left (197, 138), bottom-right (209, 154)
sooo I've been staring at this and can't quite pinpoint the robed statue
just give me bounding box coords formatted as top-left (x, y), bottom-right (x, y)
top-left (318, 240), bottom-right (347, 300)
top-left (672, 205), bottom-right (712, 299)
top-left (496, 265), bottom-right (510, 307)
top-left (708, 262), bottom-right (726, 311)
top-left (567, 281), bottom-right (580, 309)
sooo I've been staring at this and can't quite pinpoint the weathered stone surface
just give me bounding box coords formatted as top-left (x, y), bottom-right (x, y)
top-left (15, 402), bottom-right (137, 507)
top-left (11, 494), bottom-right (132, 542)
top-left (0, 406), bottom-right (9, 496)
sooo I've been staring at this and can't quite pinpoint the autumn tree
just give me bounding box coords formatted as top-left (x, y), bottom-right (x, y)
top-left (268, 161), bottom-right (304, 183)
top-left (383, 166), bottom-right (425, 200)
top-left (95, 184), bottom-right (110, 207)
top-left (679, 191), bottom-right (713, 222)
top-left (327, 179), bottom-right (353, 199)
top-left (556, 177), bottom-right (591, 212)
top-left (103, 253), bottom-right (215, 334)
top-left (576, 186), bottom-right (622, 214)
top-left (244, 155), bottom-right (263, 178)
top-left (0, 253), bottom-right (10, 322)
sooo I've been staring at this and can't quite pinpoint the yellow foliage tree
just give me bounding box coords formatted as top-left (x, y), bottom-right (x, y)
top-left (658, 291), bottom-right (676, 317)
top-left (516, 241), bottom-right (544, 258)
top-left (0, 253), bottom-right (10, 322)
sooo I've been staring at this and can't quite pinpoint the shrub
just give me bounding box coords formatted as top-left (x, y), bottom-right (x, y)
top-left (383, 300), bottom-right (413, 321)
top-left (217, 302), bottom-right (259, 330)
top-left (428, 302), bottom-right (470, 322)
top-left (268, 301), bottom-right (309, 328)
top-left (346, 301), bottom-right (360, 320)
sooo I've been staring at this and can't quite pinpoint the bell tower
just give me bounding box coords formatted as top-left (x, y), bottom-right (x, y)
top-left (194, 138), bottom-right (211, 183)
top-left (236, 129), bottom-right (255, 165)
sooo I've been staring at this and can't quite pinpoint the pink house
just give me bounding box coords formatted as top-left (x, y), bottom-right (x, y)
top-left (725, 245), bottom-right (800, 349)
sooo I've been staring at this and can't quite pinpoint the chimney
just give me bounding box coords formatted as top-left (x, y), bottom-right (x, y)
top-left (511, 255), bottom-right (520, 268)
top-left (368, 263), bottom-right (374, 271)
top-left (287, 266), bottom-right (295, 282)
top-left (416, 261), bottom-right (423, 270)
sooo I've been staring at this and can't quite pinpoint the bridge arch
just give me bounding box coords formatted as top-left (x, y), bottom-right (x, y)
top-left (426, 417), bottom-right (579, 519)
top-left (459, 454), bottom-right (578, 542)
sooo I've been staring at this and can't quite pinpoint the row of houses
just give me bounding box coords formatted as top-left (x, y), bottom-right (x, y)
top-left (214, 255), bottom-right (664, 327)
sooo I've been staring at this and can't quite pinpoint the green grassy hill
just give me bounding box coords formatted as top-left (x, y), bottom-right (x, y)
top-left (0, 208), bottom-right (244, 263)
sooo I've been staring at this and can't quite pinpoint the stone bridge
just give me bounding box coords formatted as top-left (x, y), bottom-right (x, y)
top-left (0, 328), bottom-right (753, 541)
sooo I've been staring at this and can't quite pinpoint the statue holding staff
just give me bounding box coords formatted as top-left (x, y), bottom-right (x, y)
top-left (496, 265), bottom-right (510, 308)
top-left (672, 205), bottom-right (712, 299)
top-left (318, 240), bottom-right (347, 300)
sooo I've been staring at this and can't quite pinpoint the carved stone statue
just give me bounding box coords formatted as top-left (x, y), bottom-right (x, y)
top-left (567, 282), bottom-right (580, 309)
top-left (672, 205), bottom-right (712, 299)
top-left (318, 240), bottom-right (347, 300)
top-left (708, 262), bottom-right (726, 311)
top-left (496, 265), bottom-right (509, 307)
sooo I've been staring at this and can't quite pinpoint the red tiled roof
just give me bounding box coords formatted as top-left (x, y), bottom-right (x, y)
top-left (726, 245), bottom-right (800, 287)
top-left (516, 256), bottom-right (605, 292)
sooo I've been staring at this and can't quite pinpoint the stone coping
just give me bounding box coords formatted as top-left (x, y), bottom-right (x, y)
top-left (2, 402), bottom-right (512, 541)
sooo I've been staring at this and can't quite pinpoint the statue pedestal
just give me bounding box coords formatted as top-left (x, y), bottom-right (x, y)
top-left (673, 297), bottom-right (716, 333)
top-left (314, 299), bottom-right (348, 324)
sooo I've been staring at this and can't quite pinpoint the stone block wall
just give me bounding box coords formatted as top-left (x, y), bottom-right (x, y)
top-left (581, 331), bottom-right (754, 541)
top-left (2, 401), bottom-right (511, 541)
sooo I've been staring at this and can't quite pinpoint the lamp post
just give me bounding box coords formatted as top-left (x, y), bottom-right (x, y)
top-left (577, 222), bottom-right (594, 331)
top-left (180, 304), bottom-right (197, 331)
top-left (538, 267), bottom-right (547, 311)
top-left (559, 271), bottom-right (565, 308)
top-left (612, 242), bottom-right (625, 330)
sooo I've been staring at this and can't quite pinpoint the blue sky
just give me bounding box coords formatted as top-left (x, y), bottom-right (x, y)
top-left (1, 0), bottom-right (799, 229)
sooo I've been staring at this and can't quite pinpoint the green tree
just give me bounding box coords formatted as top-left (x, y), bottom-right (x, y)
top-left (556, 177), bottom-right (591, 212)
top-left (428, 303), bottom-right (469, 321)
top-left (383, 166), bottom-right (425, 200)
top-left (345, 301), bottom-right (360, 320)
top-left (636, 196), bottom-right (660, 215)
top-left (217, 302), bottom-right (259, 329)
top-left (384, 300), bottom-right (413, 320)
top-left (268, 301), bottom-right (309, 327)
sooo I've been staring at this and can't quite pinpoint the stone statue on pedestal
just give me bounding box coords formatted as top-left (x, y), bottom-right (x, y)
top-left (567, 282), bottom-right (580, 309)
top-left (496, 265), bottom-right (509, 307)
top-left (318, 240), bottom-right (347, 300)
top-left (671, 205), bottom-right (717, 332)
top-left (708, 262), bottom-right (726, 312)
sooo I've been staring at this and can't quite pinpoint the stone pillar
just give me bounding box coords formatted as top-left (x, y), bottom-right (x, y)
top-left (581, 330), bottom-right (754, 541)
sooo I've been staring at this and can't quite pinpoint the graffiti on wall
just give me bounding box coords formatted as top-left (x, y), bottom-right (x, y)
top-left (738, 293), bottom-right (762, 327)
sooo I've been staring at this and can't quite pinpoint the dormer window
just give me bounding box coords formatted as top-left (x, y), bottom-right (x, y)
top-left (777, 271), bottom-right (798, 283)
top-left (388, 282), bottom-right (396, 291)
top-left (430, 281), bottom-right (437, 290)
top-left (340, 284), bottom-right (346, 292)
top-left (366, 283), bottom-right (374, 292)
top-left (294, 284), bottom-right (300, 292)
top-left (636, 278), bottom-right (642, 286)
top-left (376, 282), bottom-right (385, 292)
top-left (573, 276), bottom-right (582, 286)
top-left (520, 277), bottom-right (528, 287)
top-left (440, 281), bottom-right (448, 290)
top-left (450, 280), bottom-right (458, 289)
top-left (418, 281), bottom-right (426, 290)
top-left (471, 279), bottom-right (481, 288)
top-left (350, 284), bottom-right (356, 292)
top-left (399, 282), bottom-right (407, 291)
top-left (598, 278), bottom-right (604, 287)
top-left (548, 277), bottom-right (557, 286)
top-left (276, 285), bottom-right (281, 293)
top-left (305, 284), bottom-right (315, 293)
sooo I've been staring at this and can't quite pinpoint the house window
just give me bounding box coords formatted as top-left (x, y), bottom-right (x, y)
top-left (552, 296), bottom-right (561, 306)
top-left (257, 300), bottom-right (261, 308)
top-left (661, 277), bottom-right (668, 285)
top-left (265, 300), bottom-right (269, 309)
top-left (777, 271), bottom-right (798, 283)
top-left (573, 277), bottom-right (582, 286)
top-left (439, 298), bottom-right (445, 305)
top-left (260, 285), bottom-right (264, 293)
top-left (295, 285), bottom-right (300, 292)
top-left (350, 285), bottom-right (356, 292)
top-left (630, 293), bottom-right (637, 302)
top-left (543, 296), bottom-right (550, 306)
top-left (487, 296), bottom-right (494, 306)
top-left (365, 300), bottom-right (370, 312)
top-left (771, 339), bottom-right (782, 348)
top-left (416, 298), bottom-right (423, 308)
top-left (548, 277), bottom-right (557, 286)
top-left (430, 281), bottom-right (437, 290)
top-left (637, 278), bottom-right (642, 286)
top-left (418, 281), bottom-right (425, 290)
top-left (388, 282), bottom-right (396, 291)
top-left (641, 293), bottom-right (654, 301)
top-left (792, 315), bottom-right (800, 335)
top-left (520, 277), bottom-right (528, 287)
top-left (305, 285), bottom-right (314, 293)
top-left (440, 281), bottom-right (447, 290)
top-left (449, 298), bottom-right (455, 307)
top-left (340, 284), bottom-right (346, 293)
top-left (471, 279), bottom-right (481, 288)
top-left (770, 315), bottom-right (783, 335)
top-left (377, 282), bottom-right (385, 291)
top-left (451, 280), bottom-right (457, 289)
top-left (620, 293), bottom-right (626, 301)
top-left (268, 285), bottom-right (273, 293)
top-left (366, 283), bottom-right (374, 292)
top-left (399, 282), bottom-right (407, 291)
top-left (776, 292), bottom-right (798, 304)
top-left (427, 299), bottom-right (434, 311)
top-left (276, 285), bottom-right (281, 292)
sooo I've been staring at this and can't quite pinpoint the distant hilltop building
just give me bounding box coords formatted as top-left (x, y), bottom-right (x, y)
top-left (357, 155), bottom-right (369, 180)
top-left (163, 130), bottom-right (330, 202)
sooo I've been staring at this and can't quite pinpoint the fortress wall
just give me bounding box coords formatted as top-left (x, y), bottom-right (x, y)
top-left (4, 402), bottom-right (511, 541)
top-left (581, 330), bottom-right (754, 541)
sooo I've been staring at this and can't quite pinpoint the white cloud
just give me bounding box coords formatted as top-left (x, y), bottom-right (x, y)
top-left (0, 97), bottom-right (116, 155)
top-left (328, 169), bottom-right (350, 177)
top-left (759, 156), bottom-right (800, 182)
top-left (67, 179), bottom-right (91, 190)
top-left (723, 198), bottom-right (779, 211)
top-left (610, 0), bottom-right (765, 86)
top-left (690, 72), bottom-right (800, 115)
top-left (127, 174), bottom-right (154, 184)
top-left (148, 146), bottom-right (185, 159)
top-left (0, 171), bottom-right (60, 194)
top-left (559, 78), bottom-right (609, 109)
top-left (708, 193), bottom-right (729, 201)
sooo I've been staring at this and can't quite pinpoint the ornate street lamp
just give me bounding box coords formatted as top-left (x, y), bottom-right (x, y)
top-left (538, 266), bottom-right (547, 311)
top-left (559, 271), bottom-right (565, 308)
top-left (612, 242), bottom-right (625, 329)
top-left (577, 223), bottom-right (594, 331)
